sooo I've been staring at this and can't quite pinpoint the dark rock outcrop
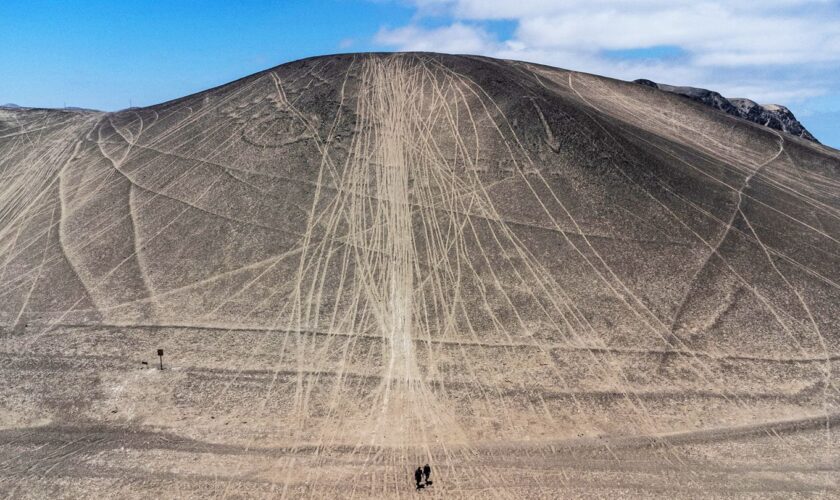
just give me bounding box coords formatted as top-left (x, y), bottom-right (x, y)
top-left (634, 79), bottom-right (818, 142)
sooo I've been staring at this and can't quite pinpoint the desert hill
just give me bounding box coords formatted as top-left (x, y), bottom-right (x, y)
top-left (1, 53), bottom-right (838, 498)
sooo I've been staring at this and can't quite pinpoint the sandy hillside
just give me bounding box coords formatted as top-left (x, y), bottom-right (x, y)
top-left (0, 53), bottom-right (838, 498)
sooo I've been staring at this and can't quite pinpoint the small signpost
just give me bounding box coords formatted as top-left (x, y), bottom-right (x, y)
top-left (157, 349), bottom-right (164, 370)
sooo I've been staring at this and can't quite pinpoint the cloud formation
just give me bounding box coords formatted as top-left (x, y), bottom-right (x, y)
top-left (375, 22), bottom-right (495, 54)
top-left (374, 0), bottom-right (840, 105)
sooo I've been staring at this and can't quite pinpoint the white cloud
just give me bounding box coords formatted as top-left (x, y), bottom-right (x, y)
top-left (373, 0), bottom-right (840, 105)
top-left (375, 22), bottom-right (494, 54)
top-left (419, 0), bottom-right (838, 20)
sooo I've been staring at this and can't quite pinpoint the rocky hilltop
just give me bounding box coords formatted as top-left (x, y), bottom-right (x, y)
top-left (635, 79), bottom-right (818, 142)
top-left (1, 53), bottom-right (838, 498)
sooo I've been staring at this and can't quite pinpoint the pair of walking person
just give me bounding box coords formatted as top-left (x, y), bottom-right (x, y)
top-left (414, 464), bottom-right (432, 490)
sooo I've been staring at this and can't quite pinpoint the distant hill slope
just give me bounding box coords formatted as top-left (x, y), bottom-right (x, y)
top-left (634, 78), bottom-right (818, 142)
top-left (1, 53), bottom-right (838, 498)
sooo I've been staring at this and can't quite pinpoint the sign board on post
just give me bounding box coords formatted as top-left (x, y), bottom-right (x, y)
top-left (157, 349), bottom-right (164, 370)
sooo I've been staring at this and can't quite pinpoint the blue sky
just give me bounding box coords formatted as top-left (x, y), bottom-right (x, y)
top-left (2, 0), bottom-right (838, 148)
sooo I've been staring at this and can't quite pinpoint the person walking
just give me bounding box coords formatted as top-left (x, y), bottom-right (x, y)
top-left (423, 464), bottom-right (432, 485)
top-left (414, 467), bottom-right (424, 490)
